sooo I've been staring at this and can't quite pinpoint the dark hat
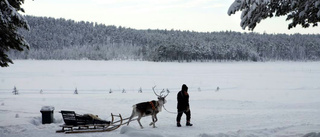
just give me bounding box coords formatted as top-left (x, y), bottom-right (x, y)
top-left (182, 84), bottom-right (188, 91)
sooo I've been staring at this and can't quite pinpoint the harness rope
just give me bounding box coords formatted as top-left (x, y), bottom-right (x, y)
top-left (163, 104), bottom-right (187, 114)
top-left (163, 91), bottom-right (189, 114)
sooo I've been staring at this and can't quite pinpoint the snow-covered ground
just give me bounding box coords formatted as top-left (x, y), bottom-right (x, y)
top-left (1, 60), bottom-right (320, 137)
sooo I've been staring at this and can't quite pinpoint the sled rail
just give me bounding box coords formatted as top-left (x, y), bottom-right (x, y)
top-left (56, 111), bottom-right (122, 134)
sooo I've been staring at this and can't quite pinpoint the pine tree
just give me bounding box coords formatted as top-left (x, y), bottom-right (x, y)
top-left (138, 87), bottom-right (142, 93)
top-left (0, 0), bottom-right (30, 67)
top-left (12, 86), bottom-right (18, 95)
top-left (74, 88), bottom-right (78, 94)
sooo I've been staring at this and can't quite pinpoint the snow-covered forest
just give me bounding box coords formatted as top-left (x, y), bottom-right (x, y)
top-left (9, 16), bottom-right (320, 62)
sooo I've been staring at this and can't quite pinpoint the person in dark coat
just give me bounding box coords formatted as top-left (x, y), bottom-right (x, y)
top-left (176, 84), bottom-right (193, 127)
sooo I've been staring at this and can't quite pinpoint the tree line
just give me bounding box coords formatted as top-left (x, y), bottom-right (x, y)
top-left (9, 15), bottom-right (320, 62)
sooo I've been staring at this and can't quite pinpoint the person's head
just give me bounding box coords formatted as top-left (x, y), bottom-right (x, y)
top-left (181, 84), bottom-right (188, 92)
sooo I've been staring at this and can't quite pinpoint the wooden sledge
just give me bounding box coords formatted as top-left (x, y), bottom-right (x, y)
top-left (56, 110), bottom-right (122, 134)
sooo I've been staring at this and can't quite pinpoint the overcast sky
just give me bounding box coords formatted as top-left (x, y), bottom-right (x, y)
top-left (22, 0), bottom-right (319, 34)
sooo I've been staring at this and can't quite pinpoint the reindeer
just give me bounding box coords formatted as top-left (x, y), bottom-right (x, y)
top-left (127, 86), bottom-right (169, 128)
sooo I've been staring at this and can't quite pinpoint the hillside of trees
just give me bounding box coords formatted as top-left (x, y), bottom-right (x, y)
top-left (9, 15), bottom-right (320, 62)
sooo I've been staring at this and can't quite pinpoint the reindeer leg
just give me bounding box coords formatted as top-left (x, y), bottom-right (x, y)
top-left (127, 113), bottom-right (133, 126)
top-left (137, 115), bottom-right (144, 129)
top-left (149, 114), bottom-right (158, 128)
top-left (127, 109), bottom-right (136, 126)
top-left (127, 117), bottom-right (132, 126)
top-left (149, 115), bottom-right (154, 126)
top-left (153, 114), bottom-right (158, 128)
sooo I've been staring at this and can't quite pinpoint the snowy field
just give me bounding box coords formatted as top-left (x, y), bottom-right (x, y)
top-left (1, 60), bottom-right (320, 137)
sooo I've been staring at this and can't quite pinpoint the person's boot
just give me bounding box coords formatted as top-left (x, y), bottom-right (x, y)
top-left (186, 122), bottom-right (193, 126)
top-left (177, 122), bottom-right (181, 127)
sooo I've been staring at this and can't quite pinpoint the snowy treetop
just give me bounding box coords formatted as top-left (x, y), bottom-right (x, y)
top-left (228, 0), bottom-right (320, 30)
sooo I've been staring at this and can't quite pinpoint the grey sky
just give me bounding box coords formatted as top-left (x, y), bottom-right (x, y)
top-left (22, 0), bottom-right (319, 34)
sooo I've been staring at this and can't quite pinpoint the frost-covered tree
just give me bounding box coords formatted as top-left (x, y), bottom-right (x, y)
top-left (228, 0), bottom-right (320, 30)
top-left (74, 88), bottom-right (78, 94)
top-left (12, 86), bottom-right (18, 95)
top-left (0, 0), bottom-right (29, 67)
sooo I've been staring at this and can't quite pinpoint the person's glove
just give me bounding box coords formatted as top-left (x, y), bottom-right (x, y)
top-left (186, 107), bottom-right (190, 112)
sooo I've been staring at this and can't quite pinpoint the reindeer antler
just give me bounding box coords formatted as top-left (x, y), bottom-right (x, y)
top-left (153, 86), bottom-right (170, 98)
top-left (152, 86), bottom-right (160, 97)
top-left (163, 89), bottom-right (170, 98)
top-left (160, 89), bottom-right (165, 96)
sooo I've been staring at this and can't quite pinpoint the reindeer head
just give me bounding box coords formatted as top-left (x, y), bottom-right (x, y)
top-left (152, 86), bottom-right (169, 105)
